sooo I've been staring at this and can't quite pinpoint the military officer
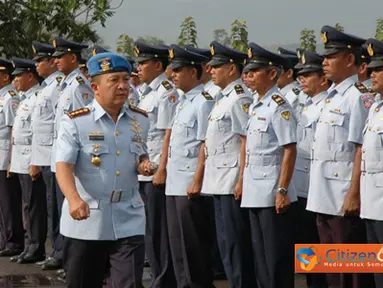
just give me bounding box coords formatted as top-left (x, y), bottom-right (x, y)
top-left (360, 38), bottom-right (383, 287)
top-left (239, 43), bottom-right (297, 288)
top-left (289, 51), bottom-right (329, 288)
top-left (358, 44), bottom-right (372, 89)
top-left (307, 26), bottom-right (375, 288)
top-left (0, 59), bottom-right (24, 257)
top-left (134, 42), bottom-right (178, 287)
top-left (277, 47), bottom-right (300, 96)
top-left (78, 57), bottom-right (89, 80)
top-left (30, 41), bottom-right (64, 270)
top-left (165, 44), bottom-right (215, 287)
top-left (55, 52), bottom-right (152, 288)
top-left (201, 41), bottom-right (256, 288)
top-left (9, 58), bottom-right (47, 264)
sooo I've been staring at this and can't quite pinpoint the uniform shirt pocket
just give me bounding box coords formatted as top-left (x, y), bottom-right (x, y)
top-left (212, 153), bottom-right (238, 168)
top-left (372, 173), bottom-right (383, 188)
top-left (35, 134), bottom-right (53, 146)
top-left (130, 143), bottom-right (144, 162)
top-left (176, 158), bottom-right (198, 172)
top-left (216, 113), bottom-right (231, 133)
top-left (249, 121), bottom-right (269, 149)
top-left (131, 192), bottom-right (145, 208)
top-left (0, 139), bottom-right (10, 150)
top-left (323, 162), bottom-right (352, 181)
top-left (327, 113), bottom-right (346, 143)
top-left (184, 119), bottom-right (196, 138)
top-left (82, 144), bottom-right (110, 172)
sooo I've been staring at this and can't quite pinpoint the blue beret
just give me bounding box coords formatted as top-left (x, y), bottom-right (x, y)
top-left (366, 38), bottom-right (383, 69)
top-left (321, 26), bottom-right (366, 56)
top-left (52, 37), bottom-right (88, 57)
top-left (88, 52), bottom-right (132, 77)
top-left (169, 44), bottom-right (208, 69)
top-left (32, 41), bottom-right (55, 61)
top-left (207, 41), bottom-right (247, 66)
top-left (11, 57), bottom-right (36, 76)
top-left (245, 42), bottom-right (285, 71)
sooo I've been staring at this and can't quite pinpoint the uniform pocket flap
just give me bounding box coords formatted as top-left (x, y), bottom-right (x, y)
top-left (249, 165), bottom-right (278, 180)
top-left (83, 144), bottom-right (110, 156)
top-left (131, 192), bottom-right (145, 208)
top-left (35, 134), bottom-right (53, 146)
top-left (130, 143), bottom-right (143, 155)
top-left (184, 119), bottom-right (196, 128)
top-left (295, 158), bottom-right (310, 173)
top-left (373, 173), bottom-right (383, 187)
top-left (82, 195), bottom-right (100, 209)
top-left (212, 153), bottom-right (238, 168)
top-left (254, 121), bottom-right (268, 132)
top-left (329, 113), bottom-right (345, 126)
top-left (176, 158), bottom-right (198, 171)
top-left (0, 139), bottom-right (10, 149)
top-left (146, 105), bottom-right (155, 112)
top-left (323, 164), bottom-right (351, 180)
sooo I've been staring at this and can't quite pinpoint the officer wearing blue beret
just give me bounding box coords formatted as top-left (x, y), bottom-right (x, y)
top-left (239, 42), bottom-right (297, 288)
top-left (56, 52), bottom-right (153, 288)
top-left (9, 57), bottom-right (47, 264)
top-left (307, 25), bottom-right (375, 288)
top-left (201, 41), bottom-right (256, 287)
top-left (30, 41), bottom-right (64, 271)
top-left (165, 44), bottom-right (215, 287)
top-left (0, 59), bottom-right (24, 258)
top-left (133, 41), bottom-right (179, 287)
top-left (360, 38), bottom-right (383, 287)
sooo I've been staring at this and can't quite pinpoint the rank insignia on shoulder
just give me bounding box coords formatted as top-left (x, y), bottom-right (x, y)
top-left (242, 103), bottom-right (250, 113)
top-left (234, 84), bottom-right (244, 95)
top-left (161, 80), bottom-right (172, 91)
top-left (281, 111), bottom-right (291, 120)
top-left (292, 87), bottom-right (300, 95)
top-left (361, 93), bottom-right (375, 110)
top-left (76, 76), bottom-right (85, 85)
top-left (67, 107), bottom-right (90, 119)
top-left (56, 76), bottom-right (63, 84)
top-left (8, 90), bottom-right (16, 97)
top-left (129, 104), bottom-right (148, 117)
top-left (272, 95), bottom-right (286, 106)
top-left (202, 91), bottom-right (213, 100)
top-left (354, 82), bottom-right (368, 93)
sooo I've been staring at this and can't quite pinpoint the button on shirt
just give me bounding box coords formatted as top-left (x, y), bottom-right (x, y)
top-left (137, 73), bottom-right (179, 181)
top-left (31, 71), bottom-right (63, 166)
top-left (289, 91), bottom-right (327, 199)
top-left (307, 75), bottom-right (374, 216)
top-left (360, 97), bottom-right (383, 220)
top-left (51, 69), bottom-right (94, 172)
top-left (201, 79), bottom-right (253, 195)
top-left (166, 84), bottom-right (214, 196)
top-left (0, 85), bottom-right (20, 170)
top-left (10, 84), bottom-right (40, 174)
top-left (241, 86), bottom-right (297, 208)
top-left (56, 100), bottom-right (149, 240)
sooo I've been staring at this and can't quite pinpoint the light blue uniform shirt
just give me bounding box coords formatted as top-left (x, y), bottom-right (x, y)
top-left (307, 76), bottom-right (375, 215)
top-left (241, 85), bottom-right (297, 208)
top-left (56, 99), bottom-right (149, 240)
top-left (204, 80), bottom-right (221, 100)
top-left (31, 71), bottom-right (63, 166)
top-left (165, 84), bottom-right (214, 196)
top-left (127, 84), bottom-right (139, 106)
top-left (0, 84), bottom-right (19, 170)
top-left (51, 68), bottom-right (93, 172)
top-left (10, 84), bottom-right (40, 174)
top-left (289, 91), bottom-right (327, 199)
top-left (137, 73), bottom-right (179, 181)
top-left (201, 79), bottom-right (253, 195)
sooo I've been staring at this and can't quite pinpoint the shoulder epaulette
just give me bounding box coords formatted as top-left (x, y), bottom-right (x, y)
top-left (76, 76), bottom-right (85, 85)
top-left (56, 76), bottom-right (63, 84)
top-left (129, 104), bottom-right (148, 117)
top-left (234, 84), bottom-right (245, 95)
top-left (202, 91), bottom-right (213, 100)
top-left (67, 108), bottom-right (90, 119)
top-left (271, 94), bottom-right (286, 106)
top-left (8, 90), bottom-right (16, 97)
top-left (354, 82), bottom-right (369, 93)
top-left (161, 80), bottom-right (172, 91)
top-left (292, 87), bottom-right (300, 95)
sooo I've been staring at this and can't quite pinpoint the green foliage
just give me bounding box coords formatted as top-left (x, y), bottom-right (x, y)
top-left (376, 19), bottom-right (383, 41)
top-left (300, 29), bottom-right (316, 52)
top-left (334, 23), bottom-right (345, 32)
top-left (230, 19), bottom-right (248, 52)
top-left (213, 29), bottom-right (230, 46)
top-left (116, 34), bottom-right (134, 58)
top-left (136, 36), bottom-right (165, 46)
top-left (0, 0), bottom-right (117, 58)
top-left (177, 17), bottom-right (198, 47)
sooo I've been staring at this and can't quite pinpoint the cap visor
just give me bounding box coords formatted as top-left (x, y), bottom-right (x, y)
top-left (244, 62), bottom-right (267, 71)
top-left (368, 60), bottom-right (383, 69)
top-left (297, 67), bottom-right (323, 76)
top-left (32, 55), bottom-right (47, 61)
top-left (322, 48), bottom-right (343, 57)
top-left (136, 56), bottom-right (154, 63)
top-left (52, 51), bottom-right (66, 57)
top-left (11, 68), bottom-right (25, 76)
top-left (207, 59), bottom-right (227, 67)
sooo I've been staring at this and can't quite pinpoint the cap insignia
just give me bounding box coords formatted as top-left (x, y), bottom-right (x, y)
top-left (210, 45), bottom-right (215, 56)
top-left (169, 49), bottom-right (175, 59)
top-left (321, 32), bottom-right (328, 44)
top-left (53, 39), bottom-right (57, 48)
top-left (301, 53), bottom-right (306, 65)
top-left (367, 43), bottom-right (374, 57)
top-left (247, 48), bottom-right (253, 59)
top-left (99, 58), bottom-right (111, 72)
top-left (32, 45), bottom-right (36, 55)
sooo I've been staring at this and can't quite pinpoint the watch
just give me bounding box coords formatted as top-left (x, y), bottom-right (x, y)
top-left (278, 187), bottom-right (288, 196)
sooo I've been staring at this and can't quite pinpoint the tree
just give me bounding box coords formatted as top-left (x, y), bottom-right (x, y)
top-left (0, 0), bottom-right (119, 58)
top-left (116, 34), bottom-right (135, 58)
top-left (334, 23), bottom-right (345, 32)
top-left (136, 36), bottom-right (165, 46)
top-left (230, 19), bottom-right (248, 52)
top-left (376, 18), bottom-right (383, 41)
top-left (300, 29), bottom-right (316, 52)
top-left (213, 29), bottom-right (230, 46)
top-left (177, 17), bottom-right (198, 47)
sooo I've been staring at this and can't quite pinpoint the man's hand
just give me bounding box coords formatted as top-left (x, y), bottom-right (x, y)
top-left (29, 165), bottom-right (41, 181)
top-left (153, 168), bottom-right (166, 187)
top-left (137, 160), bottom-right (154, 176)
top-left (7, 163), bottom-right (12, 178)
top-left (342, 191), bottom-right (360, 216)
top-left (234, 180), bottom-right (243, 201)
top-left (275, 193), bottom-right (291, 214)
top-left (187, 180), bottom-right (202, 200)
top-left (68, 198), bottom-right (90, 221)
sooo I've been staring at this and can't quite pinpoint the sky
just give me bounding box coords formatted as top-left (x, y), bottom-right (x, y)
top-left (96, 0), bottom-right (383, 51)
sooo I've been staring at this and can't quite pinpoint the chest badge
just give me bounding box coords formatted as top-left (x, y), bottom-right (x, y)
top-left (130, 118), bottom-right (144, 143)
top-left (281, 111), bottom-right (291, 121)
top-left (91, 155), bottom-right (101, 166)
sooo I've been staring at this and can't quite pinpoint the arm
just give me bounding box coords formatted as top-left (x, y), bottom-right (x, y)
top-left (234, 135), bottom-right (247, 200)
top-left (187, 142), bottom-right (206, 199)
top-left (152, 129), bottom-right (171, 187)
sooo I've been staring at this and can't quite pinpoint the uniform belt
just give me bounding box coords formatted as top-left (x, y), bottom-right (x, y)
top-left (246, 154), bottom-right (282, 166)
top-left (205, 144), bottom-right (240, 157)
top-left (361, 159), bottom-right (383, 173)
top-left (311, 150), bottom-right (355, 162)
top-left (109, 189), bottom-right (134, 203)
top-left (53, 130), bottom-right (58, 139)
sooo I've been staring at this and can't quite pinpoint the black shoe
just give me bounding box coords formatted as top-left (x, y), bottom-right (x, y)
top-left (144, 259), bottom-right (150, 268)
top-left (17, 254), bottom-right (45, 264)
top-left (56, 269), bottom-right (65, 275)
top-left (213, 271), bottom-right (227, 281)
top-left (0, 248), bottom-right (22, 257)
top-left (36, 257), bottom-right (52, 266)
top-left (9, 251), bottom-right (27, 263)
top-left (41, 257), bottom-right (62, 270)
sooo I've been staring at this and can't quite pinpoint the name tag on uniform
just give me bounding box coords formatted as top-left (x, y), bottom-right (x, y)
top-left (329, 109), bottom-right (342, 115)
top-left (88, 131), bottom-right (104, 141)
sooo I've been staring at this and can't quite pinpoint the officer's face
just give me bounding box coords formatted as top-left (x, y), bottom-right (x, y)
top-left (248, 68), bottom-right (276, 92)
top-left (36, 58), bottom-right (55, 78)
top-left (137, 60), bottom-right (161, 84)
top-left (245, 72), bottom-right (257, 91)
top-left (210, 64), bottom-right (232, 89)
top-left (323, 51), bottom-right (354, 82)
top-left (276, 69), bottom-right (293, 89)
top-left (299, 72), bottom-right (325, 97)
top-left (91, 71), bottom-right (130, 107)
top-left (371, 67), bottom-right (383, 93)
top-left (54, 53), bottom-right (76, 75)
top-left (172, 66), bottom-right (195, 91)
top-left (15, 72), bottom-right (33, 92)
top-left (0, 71), bottom-right (10, 88)
top-left (13, 77), bottom-right (20, 91)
